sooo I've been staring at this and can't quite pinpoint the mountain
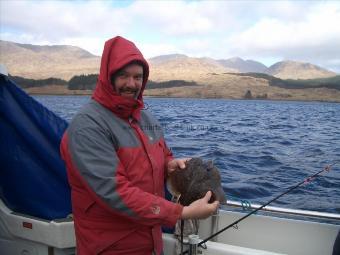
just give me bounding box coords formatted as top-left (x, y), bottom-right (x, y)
top-left (148, 54), bottom-right (237, 81)
top-left (218, 57), bottom-right (267, 73)
top-left (148, 54), bottom-right (188, 65)
top-left (266, 60), bottom-right (336, 79)
top-left (0, 40), bottom-right (337, 82)
top-left (3, 40), bottom-right (338, 102)
top-left (149, 56), bottom-right (337, 81)
top-left (0, 40), bottom-right (100, 80)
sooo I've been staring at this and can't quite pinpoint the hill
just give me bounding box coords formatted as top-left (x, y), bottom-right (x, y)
top-left (148, 54), bottom-right (237, 82)
top-left (266, 60), bottom-right (336, 79)
top-left (1, 40), bottom-right (340, 102)
top-left (0, 40), bottom-right (100, 80)
top-left (218, 57), bottom-right (267, 73)
top-left (1, 40), bottom-right (337, 81)
top-left (228, 73), bottom-right (340, 90)
top-left (14, 71), bottom-right (340, 102)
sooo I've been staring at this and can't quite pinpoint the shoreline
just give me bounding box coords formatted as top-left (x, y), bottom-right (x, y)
top-left (23, 84), bottom-right (340, 103)
top-left (29, 92), bottom-right (340, 104)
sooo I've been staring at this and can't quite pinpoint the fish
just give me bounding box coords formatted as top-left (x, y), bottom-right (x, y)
top-left (167, 157), bottom-right (226, 206)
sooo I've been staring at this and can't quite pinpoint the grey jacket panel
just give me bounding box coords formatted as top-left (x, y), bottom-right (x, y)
top-left (68, 111), bottom-right (136, 217)
top-left (74, 101), bottom-right (141, 149)
top-left (66, 100), bottom-right (166, 218)
top-left (140, 110), bottom-right (164, 145)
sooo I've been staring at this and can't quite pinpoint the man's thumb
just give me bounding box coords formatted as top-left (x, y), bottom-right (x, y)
top-left (203, 191), bottom-right (212, 202)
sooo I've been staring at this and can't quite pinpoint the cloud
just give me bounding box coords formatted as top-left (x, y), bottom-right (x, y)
top-left (227, 3), bottom-right (340, 71)
top-left (60, 37), bottom-right (105, 56)
top-left (0, 1), bottom-right (128, 41)
top-left (139, 42), bottom-right (180, 59)
top-left (128, 1), bottom-right (215, 36)
top-left (1, 1), bottom-right (339, 72)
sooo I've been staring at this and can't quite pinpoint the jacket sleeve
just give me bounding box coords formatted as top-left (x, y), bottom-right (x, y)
top-left (61, 118), bottom-right (182, 227)
top-left (163, 140), bottom-right (174, 176)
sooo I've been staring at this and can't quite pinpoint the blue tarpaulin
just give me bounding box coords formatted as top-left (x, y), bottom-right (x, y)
top-left (0, 74), bottom-right (71, 220)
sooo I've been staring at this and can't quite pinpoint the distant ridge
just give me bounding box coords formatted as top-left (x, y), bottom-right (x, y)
top-left (266, 60), bottom-right (336, 79)
top-left (218, 57), bottom-right (268, 73)
top-left (148, 54), bottom-right (239, 81)
top-left (0, 40), bottom-right (337, 81)
top-left (148, 54), bottom-right (188, 65)
top-left (18, 43), bottom-right (95, 58)
top-left (0, 40), bottom-right (100, 80)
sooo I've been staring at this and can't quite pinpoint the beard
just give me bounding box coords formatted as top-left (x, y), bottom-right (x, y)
top-left (118, 88), bottom-right (141, 99)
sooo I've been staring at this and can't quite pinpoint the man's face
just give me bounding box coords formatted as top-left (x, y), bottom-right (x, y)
top-left (113, 64), bottom-right (144, 99)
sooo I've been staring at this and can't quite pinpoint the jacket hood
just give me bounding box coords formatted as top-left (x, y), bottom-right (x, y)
top-left (92, 36), bottom-right (149, 121)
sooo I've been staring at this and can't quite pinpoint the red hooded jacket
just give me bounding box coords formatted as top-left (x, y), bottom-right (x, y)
top-left (60, 36), bottom-right (183, 255)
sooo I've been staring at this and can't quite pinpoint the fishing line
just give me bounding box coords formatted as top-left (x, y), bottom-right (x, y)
top-left (180, 219), bottom-right (184, 255)
top-left (181, 163), bottom-right (334, 255)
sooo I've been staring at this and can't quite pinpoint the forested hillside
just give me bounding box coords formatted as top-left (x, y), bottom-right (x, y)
top-left (10, 74), bottom-right (199, 90)
top-left (10, 75), bottom-right (67, 88)
top-left (230, 73), bottom-right (340, 90)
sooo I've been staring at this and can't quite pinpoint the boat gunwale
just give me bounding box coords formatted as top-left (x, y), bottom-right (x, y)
top-left (224, 200), bottom-right (340, 220)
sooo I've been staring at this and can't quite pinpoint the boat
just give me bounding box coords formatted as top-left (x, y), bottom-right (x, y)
top-left (1, 196), bottom-right (339, 255)
top-left (0, 66), bottom-right (339, 255)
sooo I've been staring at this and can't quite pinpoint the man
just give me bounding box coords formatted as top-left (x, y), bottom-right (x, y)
top-left (60, 36), bottom-right (218, 255)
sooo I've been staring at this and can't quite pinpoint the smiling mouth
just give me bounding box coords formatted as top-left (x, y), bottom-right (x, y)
top-left (120, 88), bottom-right (136, 93)
top-left (119, 89), bottom-right (139, 98)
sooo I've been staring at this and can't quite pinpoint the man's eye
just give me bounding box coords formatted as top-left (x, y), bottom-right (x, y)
top-left (117, 74), bottom-right (128, 79)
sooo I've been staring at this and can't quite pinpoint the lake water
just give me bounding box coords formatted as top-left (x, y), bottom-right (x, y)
top-left (34, 95), bottom-right (340, 218)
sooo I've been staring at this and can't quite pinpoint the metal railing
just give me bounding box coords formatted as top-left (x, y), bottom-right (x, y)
top-left (223, 200), bottom-right (340, 221)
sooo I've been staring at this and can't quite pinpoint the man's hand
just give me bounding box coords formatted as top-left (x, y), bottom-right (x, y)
top-left (167, 158), bottom-right (191, 175)
top-left (181, 191), bottom-right (219, 220)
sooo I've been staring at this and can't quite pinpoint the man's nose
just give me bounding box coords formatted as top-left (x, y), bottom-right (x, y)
top-left (126, 77), bottom-right (135, 87)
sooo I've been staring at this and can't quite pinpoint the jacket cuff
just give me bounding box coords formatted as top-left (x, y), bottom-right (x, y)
top-left (163, 202), bottom-right (183, 227)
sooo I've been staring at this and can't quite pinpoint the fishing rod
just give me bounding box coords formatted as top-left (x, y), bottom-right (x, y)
top-left (181, 163), bottom-right (334, 255)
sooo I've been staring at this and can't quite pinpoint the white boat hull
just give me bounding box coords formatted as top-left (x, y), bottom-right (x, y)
top-left (0, 199), bottom-right (339, 255)
top-left (163, 208), bottom-right (339, 255)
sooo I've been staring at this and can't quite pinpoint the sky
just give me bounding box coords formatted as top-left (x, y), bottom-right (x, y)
top-left (1, 0), bottom-right (340, 72)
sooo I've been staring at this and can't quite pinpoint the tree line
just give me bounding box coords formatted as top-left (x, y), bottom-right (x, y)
top-left (9, 75), bottom-right (67, 88)
top-left (10, 73), bottom-right (198, 90)
top-left (231, 73), bottom-right (340, 90)
top-left (10, 72), bottom-right (340, 91)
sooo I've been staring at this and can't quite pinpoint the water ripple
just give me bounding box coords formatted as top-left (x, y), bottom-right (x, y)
top-left (34, 96), bottom-right (340, 214)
